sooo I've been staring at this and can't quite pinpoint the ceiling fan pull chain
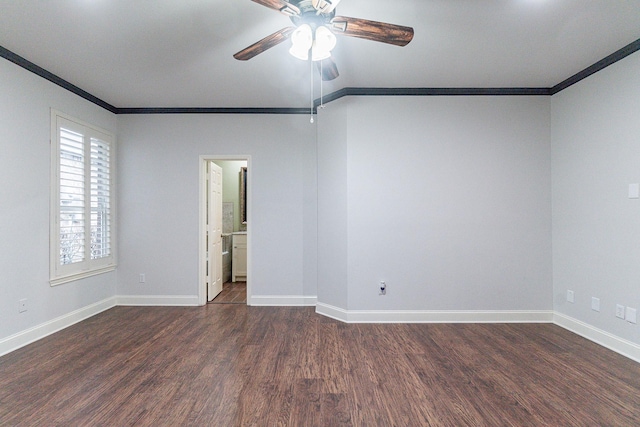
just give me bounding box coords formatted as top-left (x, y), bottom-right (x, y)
top-left (319, 60), bottom-right (324, 109)
top-left (310, 55), bottom-right (314, 124)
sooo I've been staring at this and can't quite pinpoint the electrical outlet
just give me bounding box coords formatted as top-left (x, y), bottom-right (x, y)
top-left (567, 290), bottom-right (574, 303)
top-left (626, 307), bottom-right (637, 324)
top-left (139, 273), bottom-right (146, 283)
top-left (616, 304), bottom-right (625, 319)
top-left (379, 281), bottom-right (386, 296)
top-left (591, 297), bottom-right (600, 312)
top-left (18, 299), bottom-right (27, 313)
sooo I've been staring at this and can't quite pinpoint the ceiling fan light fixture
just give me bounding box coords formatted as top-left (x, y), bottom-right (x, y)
top-left (289, 24), bottom-right (313, 60)
top-left (314, 25), bottom-right (336, 52)
top-left (290, 24), bottom-right (336, 62)
top-left (311, 25), bottom-right (336, 61)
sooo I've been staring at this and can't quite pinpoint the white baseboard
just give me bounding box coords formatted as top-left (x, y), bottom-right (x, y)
top-left (0, 296), bottom-right (116, 357)
top-left (249, 295), bottom-right (318, 306)
top-left (116, 295), bottom-right (200, 306)
top-left (553, 312), bottom-right (640, 363)
top-left (316, 303), bottom-right (554, 324)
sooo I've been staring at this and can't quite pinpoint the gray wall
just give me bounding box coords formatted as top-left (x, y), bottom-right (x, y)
top-left (317, 103), bottom-right (349, 309)
top-left (552, 51), bottom-right (640, 343)
top-left (318, 96), bottom-right (553, 311)
top-left (116, 114), bottom-right (318, 300)
top-left (0, 59), bottom-right (117, 342)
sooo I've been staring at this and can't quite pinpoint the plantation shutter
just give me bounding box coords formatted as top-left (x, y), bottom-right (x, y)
top-left (59, 127), bottom-right (86, 265)
top-left (90, 137), bottom-right (111, 259)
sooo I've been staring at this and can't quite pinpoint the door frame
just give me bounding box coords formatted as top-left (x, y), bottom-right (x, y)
top-left (198, 155), bottom-right (252, 306)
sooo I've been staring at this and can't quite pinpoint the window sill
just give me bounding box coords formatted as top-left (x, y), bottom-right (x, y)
top-left (50, 264), bottom-right (117, 286)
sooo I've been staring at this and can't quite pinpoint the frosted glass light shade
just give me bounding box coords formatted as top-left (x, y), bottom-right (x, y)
top-left (314, 26), bottom-right (336, 52)
top-left (289, 24), bottom-right (313, 60)
top-left (311, 25), bottom-right (336, 61)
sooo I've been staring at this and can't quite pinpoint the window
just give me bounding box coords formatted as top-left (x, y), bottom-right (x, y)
top-left (50, 110), bottom-right (116, 285)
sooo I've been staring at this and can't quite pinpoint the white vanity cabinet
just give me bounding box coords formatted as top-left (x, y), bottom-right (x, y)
top-left (232, 233), bottom-right (247, 282)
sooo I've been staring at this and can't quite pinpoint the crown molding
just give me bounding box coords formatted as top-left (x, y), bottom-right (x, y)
top-left (550, 38), bottom-right (640, 95)
top-left (0, 45), bottom-right (118, 114)
top-left (314, 87), bottom-right (551, 107)
top-left (117, 107), bottom-right (310, 115)
top-left (2, 38), bottom-right (639, 114)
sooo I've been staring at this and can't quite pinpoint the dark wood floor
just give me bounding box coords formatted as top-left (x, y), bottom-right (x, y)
top-left (210, 281), bottom-right (246, 304)
top-left (1, 306), bottom-right (639, 426)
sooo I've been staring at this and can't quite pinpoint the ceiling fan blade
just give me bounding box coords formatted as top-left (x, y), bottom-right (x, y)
top-left (330, 16), bottom-right (414, 47)
top-left (251, 0), bottom-right (300, 16)
top-left (316, 58), bottom-right (339, 81)
top-left (234, 27), bottom-right (296, 61)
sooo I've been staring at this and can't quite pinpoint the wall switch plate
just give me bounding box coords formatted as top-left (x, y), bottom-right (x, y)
top-left (616, 304), bottom-right (625, 319)
top-left (591, 297), bottom-right (600, 312)
top-left (629, 183), bottom-right (640, 199)
top-left (626, 307), bottom-right (637, 324)
top-left (18, 299), bottom-right (27, 313)
top-left (567, 290), bottom-right (575, 303)
top-left (139, 273), bottom-right (146, 283)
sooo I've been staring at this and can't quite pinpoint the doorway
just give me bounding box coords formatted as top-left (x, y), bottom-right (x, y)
top-left (199, 155), bottom-right (251, 306)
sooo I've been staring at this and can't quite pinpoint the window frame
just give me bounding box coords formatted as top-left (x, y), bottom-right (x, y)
top-left (50, 109), bottom-right (117, 286)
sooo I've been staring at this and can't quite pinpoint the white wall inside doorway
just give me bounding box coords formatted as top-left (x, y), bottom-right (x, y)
top-left (213, 159), bottom-right (248, 233)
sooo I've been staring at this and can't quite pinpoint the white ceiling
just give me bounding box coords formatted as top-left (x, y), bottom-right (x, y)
top-left (1, 0), bottom-right (640, 109)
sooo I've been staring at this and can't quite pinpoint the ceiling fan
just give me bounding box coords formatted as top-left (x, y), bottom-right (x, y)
top-left (233, 0), bottom-right (414, 81)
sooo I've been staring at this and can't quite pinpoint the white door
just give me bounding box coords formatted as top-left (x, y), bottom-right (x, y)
top-left (207, 162), bottom-right (223, 301)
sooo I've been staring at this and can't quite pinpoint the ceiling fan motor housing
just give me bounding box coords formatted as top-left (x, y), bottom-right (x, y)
top-left (289, 0), bottom-right (336, 29)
